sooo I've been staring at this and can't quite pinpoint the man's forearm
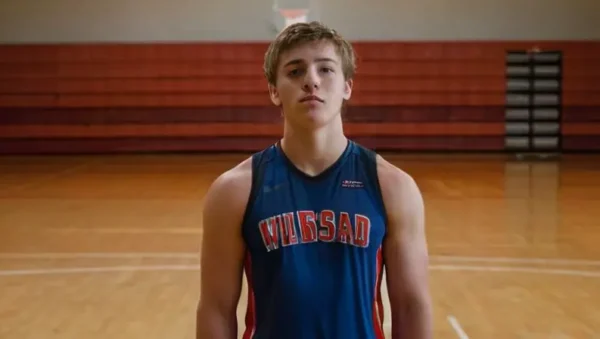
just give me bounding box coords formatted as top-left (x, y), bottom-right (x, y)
top-left (196, 308), bottom-right (238, 339)
top-left (391, 298), bottom-right (433, 339)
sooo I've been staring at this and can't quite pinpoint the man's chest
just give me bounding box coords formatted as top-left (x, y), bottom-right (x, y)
top-left (245, 186), bottom-right (386, 253)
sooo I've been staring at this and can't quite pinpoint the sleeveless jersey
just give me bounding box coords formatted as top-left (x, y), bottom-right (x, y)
top-left (240, 140), bottom-right (387, 339)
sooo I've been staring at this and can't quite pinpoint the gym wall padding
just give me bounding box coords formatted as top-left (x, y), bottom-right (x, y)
top-left (0, 41), bottom-right (598, 153)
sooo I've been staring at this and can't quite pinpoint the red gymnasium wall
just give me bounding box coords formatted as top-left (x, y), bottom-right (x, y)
top-left (0, 41), bottom-right (599, 154)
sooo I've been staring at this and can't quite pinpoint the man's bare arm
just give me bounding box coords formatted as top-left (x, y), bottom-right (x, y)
top-left (196, 160), bottom-right (252, 339)
top-left (378, 157), bottom-right (433, 339)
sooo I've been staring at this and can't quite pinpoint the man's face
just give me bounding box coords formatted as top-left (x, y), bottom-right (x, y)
top-left (269, 40), bottom-right (353, 129)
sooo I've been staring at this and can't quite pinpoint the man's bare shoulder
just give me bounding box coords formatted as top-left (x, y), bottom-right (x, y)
top-left (203, 156), bottom-right (253, 216)
top-left (375, 155), bottom-right (419, 195)
top-left (374, 154), bottom-right (423, 220)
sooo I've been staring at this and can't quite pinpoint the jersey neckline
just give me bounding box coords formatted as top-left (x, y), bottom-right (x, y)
top-left (274, 139), bottom-right (353, 182)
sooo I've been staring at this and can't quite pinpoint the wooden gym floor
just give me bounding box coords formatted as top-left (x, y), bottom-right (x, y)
top-left (1, 152), bottom-right (599, 338)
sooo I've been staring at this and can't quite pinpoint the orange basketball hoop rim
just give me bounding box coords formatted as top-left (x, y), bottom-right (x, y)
top-left (279, 8), bottom-right (308, 21)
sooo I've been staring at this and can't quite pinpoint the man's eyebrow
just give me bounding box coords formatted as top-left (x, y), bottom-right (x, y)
top-left (315, 57), bottom-right (337, 63)
top-left (283, 59), bottom-right (303, 67)
top-left (283, 57), bottom-right (337, 67)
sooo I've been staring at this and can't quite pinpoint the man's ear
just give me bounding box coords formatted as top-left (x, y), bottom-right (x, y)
top-left (343, 79), bottom-right (353, 100)
top-left (268, 83), bottom-right (281, 106)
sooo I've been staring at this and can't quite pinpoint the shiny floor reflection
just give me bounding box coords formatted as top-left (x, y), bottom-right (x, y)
top-left (0, 153), bottom-right (599, 338)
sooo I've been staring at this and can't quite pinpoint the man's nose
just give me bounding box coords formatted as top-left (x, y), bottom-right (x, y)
top-left (302, 68), bottom-right (320, 91)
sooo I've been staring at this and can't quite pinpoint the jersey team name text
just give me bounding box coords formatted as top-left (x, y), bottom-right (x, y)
top-left (258, 210), bottom-right (371, 251)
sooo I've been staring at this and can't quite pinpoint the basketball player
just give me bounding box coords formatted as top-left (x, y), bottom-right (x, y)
top-left (196, 21), bottom-right (432, 339)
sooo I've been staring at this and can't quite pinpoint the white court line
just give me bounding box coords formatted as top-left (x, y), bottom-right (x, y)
top-left (431, 255), bottom-right (600, 266)
top-left (2, 252), bottom-right (600, 267)
top-left (49, 228), bottom-right (202, 234)
top-left (430, 264), bottom-right (600, 278)
top-left (447, 315), bottom-right (469, 339)
top-left (433, 243), bottom-right (529, 248)
top-left (1, 264), bottom-right (600, 277)
top-left (0, 265), bottom-right (200, 276)
top-left (0, 252), bottom-right (199, 259)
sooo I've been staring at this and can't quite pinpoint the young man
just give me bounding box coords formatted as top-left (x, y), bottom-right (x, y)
top-left (196, 21), bottom-right (432, 339)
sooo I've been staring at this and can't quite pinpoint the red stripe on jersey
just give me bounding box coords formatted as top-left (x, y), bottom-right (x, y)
top-left (242, 251), bottom-right (256, 339)
top-left (372, 246), bottom-right (386, 339)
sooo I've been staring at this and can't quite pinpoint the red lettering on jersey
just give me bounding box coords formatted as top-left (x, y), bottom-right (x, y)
top-left (297, 210), bottom-right (318, 243)
top-left (280, 212), bottom-right (299, 246)
top-left (318, 210), bottom-right (336, 242)
top-left (337, 212), bottom-right (354, 245)
top-left (354, 214), bottom-right (370, 248)
top-left (258, 216), bottom-right (279, 252)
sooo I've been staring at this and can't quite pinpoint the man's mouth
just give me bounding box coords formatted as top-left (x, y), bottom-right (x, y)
top-left (299, 95), bottom-right (324, 103)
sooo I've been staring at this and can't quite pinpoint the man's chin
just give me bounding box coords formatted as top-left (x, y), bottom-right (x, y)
top-left (289, 111), bottom-right (338, 129)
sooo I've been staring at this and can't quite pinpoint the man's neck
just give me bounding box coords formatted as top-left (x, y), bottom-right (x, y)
top-left (280, 119), bottom-right (348, 177)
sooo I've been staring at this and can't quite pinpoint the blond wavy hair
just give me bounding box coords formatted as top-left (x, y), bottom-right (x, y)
top-left (263, 21), bottom-right (356, 86)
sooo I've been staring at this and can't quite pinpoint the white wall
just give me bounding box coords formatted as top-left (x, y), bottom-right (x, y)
top-left (0, 0), bottom-right (598, 42)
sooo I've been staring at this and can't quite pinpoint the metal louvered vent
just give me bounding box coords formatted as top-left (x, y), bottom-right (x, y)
top-left (504, 49), bottom-right (562, 155)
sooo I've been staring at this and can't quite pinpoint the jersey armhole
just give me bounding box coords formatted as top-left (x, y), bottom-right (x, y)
top-left (357, 144), bottom-right (388, 240)
top-left (240, 149), bottom-right (268, 227)
top-left (356, 144), bottom-right (386, 217)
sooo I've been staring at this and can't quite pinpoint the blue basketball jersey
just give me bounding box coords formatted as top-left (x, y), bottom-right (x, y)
top-left (240, 140), bottom-right (387, 339)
